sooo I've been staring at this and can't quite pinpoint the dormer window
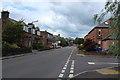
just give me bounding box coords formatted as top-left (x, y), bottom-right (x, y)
top-left (28, 28), bottom-right (31, 33)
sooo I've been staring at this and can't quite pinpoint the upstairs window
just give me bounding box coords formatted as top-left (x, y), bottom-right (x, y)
top-left (105, 22), bottom-right (109, 25)
top-left (98, 40), bottom-right (101, 44)
top-left (28, 28), bottom-right (31, 33)
top-left (35, 30), bottom-right (37, 35)
top-left (98, 29), bottom-right (101, 36)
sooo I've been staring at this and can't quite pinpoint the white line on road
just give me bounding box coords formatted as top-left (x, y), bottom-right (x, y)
top-left (61, 70), bottom-right (65, 73)
top-left (58, 48), bottom-right (74, 78)
top-left (69, 60), bottom-right (75, 78)
top-left (58, 74), bottom-right (64, 78)
top-left (71, 66), bottom-right (118, 79)
top-left (71, 67), bottom-right (74, 70)
top-left (70, 70), bottom-right (74, 73)
top-left (63, 67), bottom-right (67, 70)
top-left (72, 60), bottom-right (75, 65)
top-left (88, 62), bottom-right (95, 64)
top-left (69, 74), bottom-right (73, 78)
top-left (88, 62), bottom-right (120, 65)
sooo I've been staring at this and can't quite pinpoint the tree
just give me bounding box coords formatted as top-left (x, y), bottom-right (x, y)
top-left (2, 21), bottom-right (24, 46)
top-left (58, 37), bottom-right (68, 47)
top-left (94, 1), bottom-right (120, 56)
top-left (74, 37), bottom-right (84, 44)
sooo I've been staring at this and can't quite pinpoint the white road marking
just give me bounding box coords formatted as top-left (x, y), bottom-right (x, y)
top-left (70, 70), bottom-right (74, 73)
top-left (58, 48), bottom-right (74, 78)
top-left (65, 65), bottom-right (67, 67)
top-left (69, 60), bottom-right (75, 78)
top-left (88, 62), bottom-right (95, 64)
top-left (61, 70), bottom-right (65, 73)
top-left (108, 63), bottom-right (120, 64)
top-left (71, 67), bottom-right (74, 70)
top-left (88, 62), bottom-right (120, 65)
top-left (72, 60), bottom-right (75, 65)
top-left (72, 66), bottom-right (118, 79)
top-left (69, 74), bottom-right (73, 78)
top-left (63, 67), bottom-right (67, 69)
top-left (71, 65), bottom-right (74, 67)
top-left (58, 74), bottom-right (64, 78)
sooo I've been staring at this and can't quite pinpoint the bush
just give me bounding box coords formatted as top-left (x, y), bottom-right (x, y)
top-left (2, 41), bottom-right (11, 48)
top-left (77, 44), bottom-right (84, 50)
top-left (10, 44), bottom-right (20, 48)
top-left (32, 43), bottom-right (44, 49)
top-left (83, 39), bottom-right (97, 51)
top-left (2, 41), bottom-right (20, 49)
top-left (2, 47), bottom-right (32, 57)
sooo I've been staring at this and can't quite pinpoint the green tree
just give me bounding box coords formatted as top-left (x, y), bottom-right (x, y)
top-left (58, 37), bottom-right (68, 47)
top-left (2, 21), bottom-right (24, 46)
top-left (74, 37), bottom-right (84, 44)
top-left (94, 1), bottom-right (120, 56)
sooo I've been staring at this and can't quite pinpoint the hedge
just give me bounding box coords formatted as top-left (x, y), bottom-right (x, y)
top-left (2, 47), bottom-right (32, 57)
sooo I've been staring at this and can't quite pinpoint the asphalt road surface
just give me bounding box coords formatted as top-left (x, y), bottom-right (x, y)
top-left (2, 46), bottom-right (118, 78)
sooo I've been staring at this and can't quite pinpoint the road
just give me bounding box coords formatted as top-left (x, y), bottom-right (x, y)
top-left (2, 46), bottom-right (118, 79)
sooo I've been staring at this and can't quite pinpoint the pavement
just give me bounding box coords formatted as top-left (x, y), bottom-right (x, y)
top-left (2, 46), bottom-right (120, 79)
top-left (70, 66), bottom-right (120, 79)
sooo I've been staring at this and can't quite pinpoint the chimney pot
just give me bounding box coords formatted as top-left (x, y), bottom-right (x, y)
top-left (1, 10), bottom-right (9, 19)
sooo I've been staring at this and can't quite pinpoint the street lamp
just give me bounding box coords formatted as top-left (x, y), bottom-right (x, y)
top-left (32, 20), bottom-right (39, 24)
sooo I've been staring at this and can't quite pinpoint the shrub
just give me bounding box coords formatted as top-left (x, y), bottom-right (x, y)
top-left (32, 43), bottom-right (44, 49)
top-left (2, 41), bottom-right (20, 49)
top-left (2, 47), bottom-right (32, 57)
top-left (77, 44), bottom-right (84, 50)
top-left (10, 44), bottom-right (20, 48)
top-left (2, 41), bottom-right (11, 48)
top-left (83, 39), bottom-right (97, 51)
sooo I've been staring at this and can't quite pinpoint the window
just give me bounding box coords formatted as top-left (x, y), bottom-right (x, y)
top-left (37, 31), bottom-right (40, 35)
top-left (98, 29), bottom-right (101, 36)
top-left (28, 28), bottom-right (31, 33)
top-left (35, 30), bottom-right (37, 35)
top-left (98, 40), bottom-right (101, 44)
top-left (105, 22), bottom-right (109, 25)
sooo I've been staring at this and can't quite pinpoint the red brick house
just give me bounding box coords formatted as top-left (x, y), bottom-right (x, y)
top-left (23, 23), bottom-right (42, 47)
top-left (84, 18), bottom-right (112, 48)
top-left (1, 10), bottom-right (42, 47)
top-left (102, 36), bottom-right (118, 50)
top-left (40, 31), bottom-right (53, 48)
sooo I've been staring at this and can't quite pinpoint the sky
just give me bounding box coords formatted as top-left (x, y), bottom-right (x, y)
top-left (0, 1), bottom-right (110, 38)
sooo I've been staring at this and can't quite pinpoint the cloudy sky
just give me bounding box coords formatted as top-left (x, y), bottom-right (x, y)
top-left (1, 1), bottom-right (110, 38)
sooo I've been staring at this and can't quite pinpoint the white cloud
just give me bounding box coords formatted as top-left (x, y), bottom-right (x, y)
top-left (1, 2), bottom-right (109, 38)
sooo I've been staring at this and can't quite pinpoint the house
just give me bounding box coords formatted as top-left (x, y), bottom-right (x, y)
top-left (40, 31), bottom-right (53, 48)
top-left (84, 18), bottom-right (111, 48)
top-left (0, 18), bottom-right (2, 44)
top-left (53, 34), bottom-right (61, 46)
top-left (23, 23), bottom-right (41, 47)
top-left (102, 34), bottom-right (118, 50)
top-left (1, 10), bottom-right (42, 47)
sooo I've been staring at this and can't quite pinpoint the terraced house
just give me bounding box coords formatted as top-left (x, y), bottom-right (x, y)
top-left (1, 10), bottom-right (53, 48)
top-left (40, 31), bottom-right (53, 48)
top-left (84, 18), bottom-right (118, 50)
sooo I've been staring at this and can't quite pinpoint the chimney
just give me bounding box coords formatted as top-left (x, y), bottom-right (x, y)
top-left (58, 34), bottom-right (60, 37)
top-left (1, 10), bottom-right (9, 19)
